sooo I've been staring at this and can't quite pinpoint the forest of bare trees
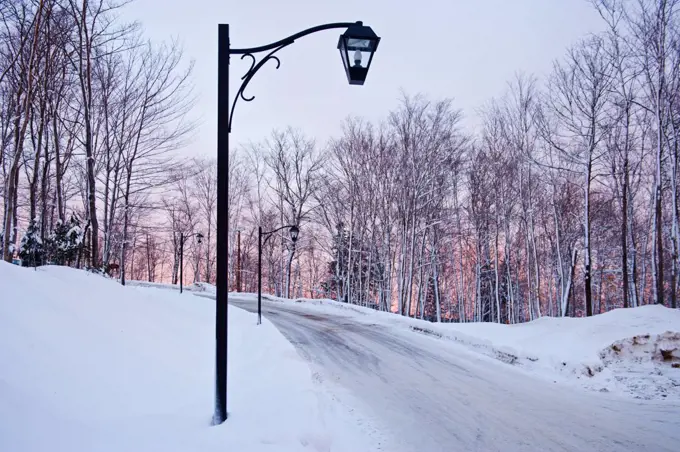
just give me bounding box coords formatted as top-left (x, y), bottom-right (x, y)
top-left (0, 0), bottom-right (196, 283)
top-left (3, 0), bottom-right (680, 323)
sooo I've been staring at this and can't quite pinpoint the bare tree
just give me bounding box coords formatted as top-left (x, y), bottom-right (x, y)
top-left (117, 38), bottom-right (195, 285)
top-left (263, 127), bottom-right (324, 298)
top-left (2, 0), bottom-right (45, 262)
top-left (539, 36), bottom-right (614, 316)
top-left (192, 156), bottom-right (217, 282)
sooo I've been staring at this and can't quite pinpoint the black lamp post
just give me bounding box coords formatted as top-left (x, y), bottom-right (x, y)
top-left (258, 225), bottom-right (299, 325)
top-left (215, 20), bottom-right (380, 426)
top-left (179, 232), bottom-right (203, 294)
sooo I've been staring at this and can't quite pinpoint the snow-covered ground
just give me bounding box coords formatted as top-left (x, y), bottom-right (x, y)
top-left (246, 293), bottom-right (680, 401)
top-left (5, 267), bottom-right (678, 451)
top-left (126, 278), bottom-right (216, 295)
top-left (95, 278), bottom-right (680, 401)
top-left (0, 263), bottom-right (380, 452)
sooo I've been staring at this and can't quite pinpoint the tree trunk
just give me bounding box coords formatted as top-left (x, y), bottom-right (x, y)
top-left (406, 208), bottom-right (417, 317)
top-left (397, 217), bottom-right (407, 315)
top-left (655, 21), bottom-right (666, 305)
top-left (29, 99), bottom-right (46, 223)
top-left (656, 178), bottom-right (664, 305)
top-left (77, 0), bottom-right (99, 269)
top-left (622, 155), bottom-right (630, 308)
top-left (146, 234), bottom-right (152, 282)
top-left (584, 157), bottom-right (593, 317)
top-left (119, 173), bottom-right (131, 286)
top-left (671, 132), bottom-right (679, 309)
top-left (416, 228), bottom-right (427, 318)
top-left (2, 2), bottom-right (44, 261)
top-left (494, 210), bottom-right (501, 323)
top-left (431, 229), bottom-right (442, 323)
top-left (529, 211), bottom-right (542, 318)
top-left (525, 218), bottom-right (533, 321)
top-left (286, 242), bottom-right (296, 299)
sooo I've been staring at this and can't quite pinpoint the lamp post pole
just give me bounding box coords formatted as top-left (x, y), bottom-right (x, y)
top-left (179, 232), bottom-right (184, 294)
top-left (236, 229), bottom-right (242, 292)
top-left (215, 21), bottom-right (380, 426)
top-left (215, 24), bottom-right (230, 425)
top-left (257, 226), bottom-right (262, 323)
top-left (258, 225), bottom-right (299, 325)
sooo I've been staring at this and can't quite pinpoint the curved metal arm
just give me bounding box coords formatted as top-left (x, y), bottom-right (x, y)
top-left (231, 22), bottom-right (359, 55)
top-left (227, 21), bottom-right (360, 132)
top-left (262, 224), bottom-right (297, 247)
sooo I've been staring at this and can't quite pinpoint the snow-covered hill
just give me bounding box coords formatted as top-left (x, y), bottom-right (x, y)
top-left (0, 263), bottom-right (378, 452)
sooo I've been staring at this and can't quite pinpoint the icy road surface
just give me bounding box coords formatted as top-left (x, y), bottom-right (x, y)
top-left (228, 296), bottom-right (680, 452)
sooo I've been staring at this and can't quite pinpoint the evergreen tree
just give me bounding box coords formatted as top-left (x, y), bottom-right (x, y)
top-left (47, 214), bottom-right (83, 266)
top-left (65, 214), bottom-right (83, 265)
top-left (48, 219), bottom-right (70, 265)
top-left (19, 219), bottom-right (45, 267)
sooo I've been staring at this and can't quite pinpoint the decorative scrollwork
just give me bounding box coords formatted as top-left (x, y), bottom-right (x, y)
top-left (228, 42), bottom-right (291, 132)
top-left (225, 21), bottom-right (360, 133)
top-left (240, 54), bottom-right (257, 81)
top-left (239, 55), bottom-right (281, 102)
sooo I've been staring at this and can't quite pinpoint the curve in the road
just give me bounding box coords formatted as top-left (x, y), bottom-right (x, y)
top-left (229, 297), bottom-right (680, 452)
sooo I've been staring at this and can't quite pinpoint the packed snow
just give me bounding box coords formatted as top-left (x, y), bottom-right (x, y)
top-left (230, 295), bottom-right (680, 451)
top-left (248, 293), bottom-right (680, 401)
top-left (0, 263), bottom-right (380, 452)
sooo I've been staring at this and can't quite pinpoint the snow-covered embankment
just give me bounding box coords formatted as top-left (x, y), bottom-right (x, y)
top-left (0, 263), bottom-right (378, 452)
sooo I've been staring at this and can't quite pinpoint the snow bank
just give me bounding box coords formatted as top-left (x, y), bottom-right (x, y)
top-left (126, 279), bottom-right (216, 295)
top-left (0, 263), bottom-right (378, 452)
top-left (252, 294), bottom-right (680, 401)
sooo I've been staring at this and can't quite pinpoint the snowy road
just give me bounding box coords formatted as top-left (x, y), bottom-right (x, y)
top-left (229, 296), bottom-right (680, 452)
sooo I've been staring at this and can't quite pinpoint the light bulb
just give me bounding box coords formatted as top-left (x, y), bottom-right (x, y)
top-left (353, 49), bottom-right (362, 67)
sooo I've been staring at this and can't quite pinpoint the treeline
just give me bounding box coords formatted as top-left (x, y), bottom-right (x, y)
top-left (4, 0), bottom-right (680, 323)
top-left (0, 0), bottom-right (195, 283)
top-left (230, 0), bottom-right (680, 322)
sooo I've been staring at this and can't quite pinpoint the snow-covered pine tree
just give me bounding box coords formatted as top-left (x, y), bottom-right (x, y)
top-left (48, 218), bottom-right (69, 265)
top-left (65, 214), bottom-right (83, 265)
top-left (19, 219), bottom-right (44, 267)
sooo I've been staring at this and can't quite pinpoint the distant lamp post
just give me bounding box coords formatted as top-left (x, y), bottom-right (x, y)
top-left (258, 225), bottom-right (299, 325)
top-left (179, 232), bottom-right (203, 294)
top-left (215, 20), bottom-right (381, 425)
top-left (235, 228), bottom-right (243, 292)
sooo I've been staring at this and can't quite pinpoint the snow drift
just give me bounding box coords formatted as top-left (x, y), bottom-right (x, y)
top-left (0, 263), bottom-right (378, 452)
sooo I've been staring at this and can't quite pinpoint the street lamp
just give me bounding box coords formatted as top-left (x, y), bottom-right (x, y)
top-left (258, 225), bottom-right (299, 325)
top-left (179, 231), bottom-right (203, 294)
top-left (215, 20), bottom-right (380, 426)
top-left (337, 23), bottom-right (381, 85)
